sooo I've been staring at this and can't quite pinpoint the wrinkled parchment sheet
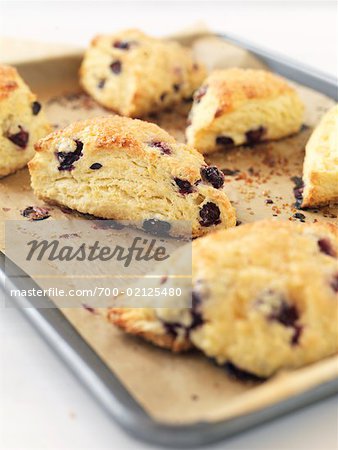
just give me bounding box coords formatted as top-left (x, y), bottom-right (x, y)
top-left (0, 33), bottom-right (337, 424)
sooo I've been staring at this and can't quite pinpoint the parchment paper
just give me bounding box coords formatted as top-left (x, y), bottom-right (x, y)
top-left (1, 33), bottom-right (337, 425)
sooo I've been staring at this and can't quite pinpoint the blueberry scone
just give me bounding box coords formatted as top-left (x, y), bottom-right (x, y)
top-left (109, 220), bottom-right (338, 378)
top-left (0, 65), bottom-right (51, 177)
top-left (302, 104), bottom-right (338, 207)
top-left (186, 68), bottom-right (304, 154)
top-left (29, 116), bottom-right (236, 237)
top-left (79, 29), bottom-right (206, 117)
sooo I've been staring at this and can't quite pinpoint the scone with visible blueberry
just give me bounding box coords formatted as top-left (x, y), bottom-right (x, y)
top-left (302, 104), bottom-right (338, 207)
top-left (186, 68), bottom-right (304, 154)
top-left (79, 29), bottom-right (206, 118)
top-left (0, 65), bottom-right (51, 177)
top-left (29, 116), bottom-right (236, 237)
top-left (109, 220), bottom-right (338, 378)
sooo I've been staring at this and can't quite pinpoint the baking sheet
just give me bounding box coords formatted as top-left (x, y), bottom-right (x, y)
top-left (1, 33), bottom-right (337, 425)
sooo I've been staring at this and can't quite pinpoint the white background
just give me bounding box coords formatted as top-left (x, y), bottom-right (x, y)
top-left (0, 1), bottom-right (337, 449)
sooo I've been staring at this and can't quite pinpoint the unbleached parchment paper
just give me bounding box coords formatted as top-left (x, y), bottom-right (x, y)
top-left (1, 33), bottom-right (337, 425)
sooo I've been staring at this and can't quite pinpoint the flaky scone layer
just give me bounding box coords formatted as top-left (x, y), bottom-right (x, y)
top-left (302, 104), bottom-right (338, 207)
top-left (29, 115), bottom-right (236, 237)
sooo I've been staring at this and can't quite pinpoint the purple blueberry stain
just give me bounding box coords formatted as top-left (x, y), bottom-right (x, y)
top-left (97, 79), bottom-right (106, 89)
top-left (21, 206), bottom-right (50, 221)
top-left (148, 140), bottom-right (172, 155)
top-left (293, 212), bottom-right (306, 222)
top-left (223, 362), bottom-right (265, 382)
top-left (216, 136), bottom-right (235, 148)
top-left (110, 60), bottom-right (122, 74)
top-left (200, 166), bottom-right (224, 189)
top-left (271, 300), bottom-right (301, 345)
top-left (318, 238), bottom-right (336, 258)
top-left (174, 178), bottom-right (194, 195)
top-left (113, 40), bottom-right (135, 50)
top-left (190, 291), bottom-right (204, 330)
top-left (194, 85), bottom-right (207, 103)
top-left (256, 290), bottom-right (302, 345)
top-left (222, 168), bottom-right (240, 176)
top-left (56, 139), bottom-right (83, 171)
top-left (173, 83), bottom-right (181, 92)
top-left (245, 126), bottom-right (266, 145)
top-left (32, 101), bottom-right (41, 115)
top-left (199, 202), bottom-right (221, 227)
top-left (291, 176), bottom-right (304, 209)
top-left (330, 274), bottom-right (338, 293)
top-left (7, 126), bottom-right (29, 149)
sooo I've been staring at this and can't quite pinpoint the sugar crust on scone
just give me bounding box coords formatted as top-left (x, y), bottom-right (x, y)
top-left (186, 68), bottom-right (304, 154)
top-left (80, 29), bottom-right (206, 117)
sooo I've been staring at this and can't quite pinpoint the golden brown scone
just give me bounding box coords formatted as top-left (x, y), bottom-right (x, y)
top-left (109, 220), bottom-right (338, 378)
top-left (0, 65), bottom-right (51, 177)
top-left (29, 116), bottom-right (236, 237)
top-left (79, 29), bottom-right (206, 117)
top-left (186, 68), bottom-right (304, 154)
top-left (302, 104), bottom-right (338, 207)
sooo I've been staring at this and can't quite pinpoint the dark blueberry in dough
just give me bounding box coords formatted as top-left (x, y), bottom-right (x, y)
top-left (174, 178), bottom-right (194, 195)
top-left (173, 83), bottom-right (181, 92)
top-left (7, 126), bottom-right (29, 149)
top-left (148, 140), bottom-right (172, 155)
top-left (21, 206), bottom-right (50, 221)
top-left (97, 79), bottom-right (106, 89)
top-left (216, 136), bottom-right (235, 148)
top-left (199, 202), bottom-right (221, 227)
top-left (291, 176), bottom-right (304, 209)
top-left (223, 362), bottom-right (265, 382)
top-left (113, 40), bottom-right (133, 50)
top-left (293, 212), bottom-right (306, 222)
top-left (110, 60), bottom-right (122, 74)
top-left (265, 199), bottom-right (274, 204)
top-left (56, 139), bottom-right (83, 171)
top-left (200, 166), bottom-right (224, 189)
top-left (183, 96), bottom-right (193, 103)
top-left (245, 126), bottom-right (266, 145)
top-left (90, 163), bottom-right (102, 170)
top-left (142, 218), bottom-right (171, 237)
top-left (330, 274), bottom-right (338, 293)
top-left (160, 92), bottom-right (167, 102)
top-left (194, 85), bottom-right (207, 103)
top-left (31, 101), bottom-right (41, 115)
top-left (162, 321), bottom-right (183, 337)
top-left (318, 238), bottom-right (336, 257)
top-left (222, 168), bottom-right (240, 176)
top-left (190, 291), bottom-right (204, 330)
top-left (270, 300), bottom-right (301, 345)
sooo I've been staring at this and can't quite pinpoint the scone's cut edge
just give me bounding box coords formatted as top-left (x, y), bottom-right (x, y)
top-left (29, 115), bottom-right (236, 237)
top-left (302, 104), bottom-right (338, 208)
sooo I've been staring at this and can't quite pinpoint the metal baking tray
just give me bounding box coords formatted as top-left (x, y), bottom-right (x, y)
top-left (1, 33), bottom-right (337, 447)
